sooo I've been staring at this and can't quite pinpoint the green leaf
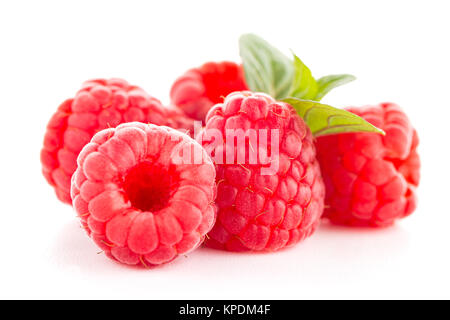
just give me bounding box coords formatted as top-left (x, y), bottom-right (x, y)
top-left (283, 97), bottom-right (385, 137)
top-left (315, 74), bottom-right (356, 101)
top-left (289, 53), bottom-right (318, 100)
top-left (239, 34), bottom-right (294, 99)
top-left (239, 33), bottom-right (356, 101)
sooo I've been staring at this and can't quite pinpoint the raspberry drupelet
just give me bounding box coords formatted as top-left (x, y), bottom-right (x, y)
top-left (198, 91), bottom-right (325, 252)
top-left (71, 122), bottom-right (217, 267)
top-left (315, 103), bottom-right (420, 227)
top-left (41, 78), bottom-right (193, 204)
top-left (170, 61), bottom-right (248, 124)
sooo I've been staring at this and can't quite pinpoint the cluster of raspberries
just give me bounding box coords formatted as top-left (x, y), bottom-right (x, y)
top-left (41, 61), bottom-right (420, 268)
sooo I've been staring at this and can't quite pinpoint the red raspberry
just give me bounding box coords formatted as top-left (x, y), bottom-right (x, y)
top-left (170, 61), bottom-right (248, 123)
top-left (71, 122), bottom-right (217, 267)
top-left (198, 92), bottom-right (325, 252)
top-left (41, 78), bottom-right (193, 204)
top-left (315, 103), bottom-right (420, 227)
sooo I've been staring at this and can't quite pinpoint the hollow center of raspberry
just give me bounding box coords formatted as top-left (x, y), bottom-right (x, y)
top-left (123, 161), bottom-right (174, 212)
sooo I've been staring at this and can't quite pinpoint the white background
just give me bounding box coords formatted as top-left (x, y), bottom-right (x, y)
top-left (0, 0), bottom-right (449, 299)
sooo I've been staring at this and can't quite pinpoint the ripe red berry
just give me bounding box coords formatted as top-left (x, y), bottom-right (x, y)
top-left (315, 103), bottom-right (420, 227)
top-left (198, 92), bottom-right (325, 252)
top-left (41, 78), bottom-right (193, 204)
top-left (170, 61), bottom-right (248, 123)
top-left (71, 122), bottom-right (217, 267)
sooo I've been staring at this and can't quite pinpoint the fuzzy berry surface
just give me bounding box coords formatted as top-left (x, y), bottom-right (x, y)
top-left (41, 78), bottom-right (193, 204)
top-left (170, 61), bottom-right (248, 123)
top-left (315, 103), bottom-right (420, 227)
top-left (71, 122), bottom-right (217, 267)
top-left (198, 92), bottom-right (325, 252)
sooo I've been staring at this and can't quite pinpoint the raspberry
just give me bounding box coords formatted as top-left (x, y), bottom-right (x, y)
top-left (170, 61), bottom-right (248, 123)
top-left (198, 92), bottom-right (325, 252)
top-left (41, 78), bottom-right (193, 204)
top-left (71, 122), bottom-right (217, 267)
top-left (315, 103), bottom-right (420, 227)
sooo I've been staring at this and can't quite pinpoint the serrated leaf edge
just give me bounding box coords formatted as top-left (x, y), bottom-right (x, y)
top-left (282, 97), bottom-right (385, 137)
